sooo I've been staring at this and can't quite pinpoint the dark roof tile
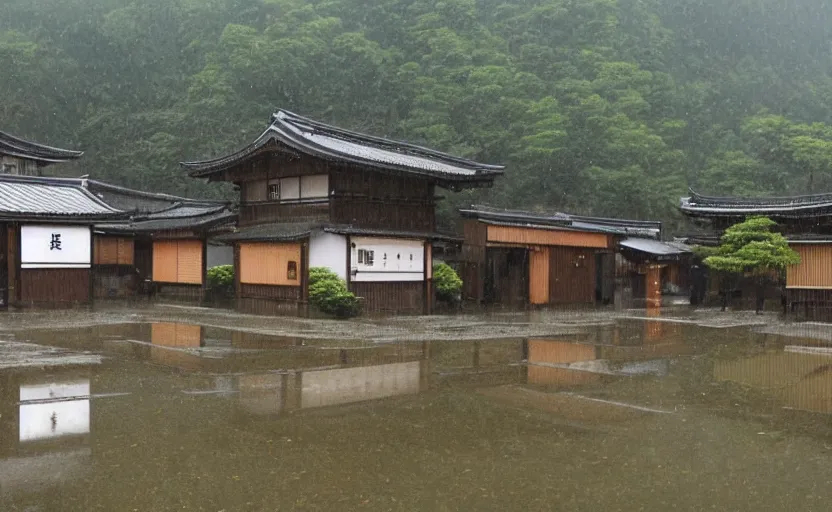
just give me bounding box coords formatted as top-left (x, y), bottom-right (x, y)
top-left (182, 110), bottom-right (504, 187)
top-left (0, 130), bottom-right (83, 164)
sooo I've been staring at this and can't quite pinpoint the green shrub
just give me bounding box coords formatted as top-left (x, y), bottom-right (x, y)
top-left (433, 262), bottom-right (462, 302)
top-left (206, 265), bottom-right (234, 296)
top-left (308, 267), bottom-right (362, 318)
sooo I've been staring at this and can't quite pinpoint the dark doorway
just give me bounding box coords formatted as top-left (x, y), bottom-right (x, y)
top-left (595, 252), bottom-right (614, 305)
top-left (0, 223), bottom-right (7, 309)
top-left (484, 248), bottom-right (529, 306)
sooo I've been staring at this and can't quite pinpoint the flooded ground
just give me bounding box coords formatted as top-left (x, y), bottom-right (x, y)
top-left (2, 307), bottom-right (832, 511)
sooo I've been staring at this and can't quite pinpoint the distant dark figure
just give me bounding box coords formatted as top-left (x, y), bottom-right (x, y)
top-left (689, 264), bottom-right (707, 307)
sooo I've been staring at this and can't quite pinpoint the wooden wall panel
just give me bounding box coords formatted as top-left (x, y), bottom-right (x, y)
top-left (238, 283), bottom-right (303, 316)
top-left (529, 247), bottom-right (550, 305)
top-left (152, 241), bottom-right (178, 283)
top-left (787, 244), bottom-right (832, 289)
top-left (487, 225), bottom-right (610, 249)
top-left (350, 281), bottom-right (425, 314)
top-left (153, 240), bottom-right (203, 285)
top-left (549, 246), bottom-right (596, 304)
top-left (94, 236), bottom-right (134, 265)
top-left (176, 240), bottom-right (203, 285)
top-left (8, 225), bottom-right (17, 303)
top-left (330, 169), bottom-right (435, 232)
top-left (646, 265), bottom-right (662, 308)
top-left (240, 242), bottom-right (302, 286)
top-left (238, 202), bottom-right (329, 227)
top-left (528, 340), bottom-right (596, 365)
top-left (20, 268), bottom-right (90, 304)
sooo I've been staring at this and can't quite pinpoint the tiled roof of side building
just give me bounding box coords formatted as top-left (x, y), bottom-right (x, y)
top-left (680, 188), bottom-right (832, 217)
top-left (0, 130), bottom-right (83, 164)
top-left (181, 110), bottom-right (504, 187)
top-left (97, 210), bottom-right (237, 235)
top-left (215, 222), bottom-right (460, 243)
top-left (0, 175), bottom-right (122, 220)
top-left (459, 205), bottom-right (662, 239)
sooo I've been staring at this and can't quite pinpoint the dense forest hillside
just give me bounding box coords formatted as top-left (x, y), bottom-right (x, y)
top-left (3, 0), bottom-right (832, 232)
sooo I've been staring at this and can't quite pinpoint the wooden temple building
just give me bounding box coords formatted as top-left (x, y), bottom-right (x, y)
top-left (0, 130), bottom-right (235, 308)
top-left (181, 110), bottom-right (504, 315)
top-left (457, 205), bottom-right (691, 308)
top-left (680, 189), bottom-right (832, 315)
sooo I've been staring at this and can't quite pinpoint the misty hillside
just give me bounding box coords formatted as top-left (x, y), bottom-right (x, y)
top-left (2, 0), bottom-right (832, 231)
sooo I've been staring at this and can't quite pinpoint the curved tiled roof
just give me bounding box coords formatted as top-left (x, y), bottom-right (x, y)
top-left (0, 175), bottom-right (120, 220)
top-left (0, 130), bottom-right (83, 164)
top-left (680, 188), bottom-right (832, 217)
top-left (181, 110), bottom-right (504, 187)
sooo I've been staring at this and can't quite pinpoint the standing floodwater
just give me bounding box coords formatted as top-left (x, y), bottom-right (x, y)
top-left (1, 312), bottom-right (832, 511)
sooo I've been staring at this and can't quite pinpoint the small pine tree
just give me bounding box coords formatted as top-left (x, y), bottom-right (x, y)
top-left (702, 216), bottom-right (800, 313)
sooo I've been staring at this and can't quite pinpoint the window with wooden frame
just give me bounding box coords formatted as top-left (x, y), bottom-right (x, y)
top-left (357, 249), bottom-right (374, 266)
top-left (264, 174), bottom-right (329, 203)
top-left (267, 180), bottom-right (280, 201)
top-left (287, 261), bottom-right (298, 280)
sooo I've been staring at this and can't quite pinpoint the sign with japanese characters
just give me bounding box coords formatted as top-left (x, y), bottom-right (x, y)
top-left (21, 225), bottom-right (91, 269)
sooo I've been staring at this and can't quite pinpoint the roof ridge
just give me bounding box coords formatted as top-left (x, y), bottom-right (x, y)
top-left (0, 130), bottom-right (84, 161)
top-left (275, 110), bottom-right (505, 171)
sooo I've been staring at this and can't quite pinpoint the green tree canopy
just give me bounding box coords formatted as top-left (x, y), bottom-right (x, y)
top-left (4, 0), bottom-right (832, 231)
top-left (703, 217), bottom-right (801, 276)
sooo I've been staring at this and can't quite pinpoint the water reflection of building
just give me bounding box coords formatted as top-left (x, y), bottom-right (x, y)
top-left (236, 361), bottom-right (425, 416)
top-left (714, 347), bottom-right (832, 414)
top-left (527, 324), bottom-right (687, 387)
top-left (148, 322), bottom-right (206, 369)
top-left (0, 369), bottom-right (93, 495)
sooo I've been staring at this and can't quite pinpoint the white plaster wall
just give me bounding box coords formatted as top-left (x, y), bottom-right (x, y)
top-left (300, 361), bottom-right (421, 409)
top-left (350, 237), bottom-right (424, 282)
top-left (309, 232), bottom-right (348, 280)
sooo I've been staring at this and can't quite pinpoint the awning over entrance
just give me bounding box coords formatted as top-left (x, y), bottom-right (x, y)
top-left (619, 238), bottom-right (691, 257)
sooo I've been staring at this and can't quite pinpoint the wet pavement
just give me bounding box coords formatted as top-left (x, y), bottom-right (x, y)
top-left (2, 309), bottom-right (832, 511)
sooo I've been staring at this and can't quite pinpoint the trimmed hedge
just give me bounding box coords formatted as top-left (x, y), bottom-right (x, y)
top-left (433, 262), bottom-right (462, 303)
top-left (308, 267), bottom-right (362, 318)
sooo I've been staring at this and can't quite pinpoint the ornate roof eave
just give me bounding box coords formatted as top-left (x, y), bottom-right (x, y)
top-left (181, 110), bottom-right (505, 188)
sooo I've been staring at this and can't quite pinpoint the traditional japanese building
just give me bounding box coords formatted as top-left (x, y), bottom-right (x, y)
top-left (0, 175), bottom-right (123, 307)
top-left (680, 189), bottom-right (832, 314)
top-left (88, 181), bottom-right (235, 301)
top-left (181, 110), bottom-right (504, 315)
top-left (0, 129), bottom-right (82, 176)
top-left (457, 205), bottom-right (691, 308)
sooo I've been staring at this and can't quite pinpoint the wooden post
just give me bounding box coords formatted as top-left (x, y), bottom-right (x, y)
top-left (200, 236), bottom-right (208, 305)
top-left (233, 242), bottom-right (241, 310)
top-left (88, 226), bottom-right (95, 306)
top-left (299, 240), bottom-right (309, 317)
top-left (345, 235), bottom-right (352, 289)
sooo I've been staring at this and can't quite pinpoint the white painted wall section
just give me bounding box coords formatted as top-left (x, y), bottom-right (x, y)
top-left (21, 225), bottom-right (91, 269)
top-left (350, 237), bottom-right (425, 282)
top-left (309, 232), bottom-right (348, 280)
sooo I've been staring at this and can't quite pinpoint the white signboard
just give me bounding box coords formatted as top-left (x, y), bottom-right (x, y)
top-left (350, 237), bottom-right (425, 282)
top-left (21, 225), bottom-right (91, 269)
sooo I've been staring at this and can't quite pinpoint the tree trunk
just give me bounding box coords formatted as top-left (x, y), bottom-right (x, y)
top-left (755, 277), bottom-right (765, 315)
